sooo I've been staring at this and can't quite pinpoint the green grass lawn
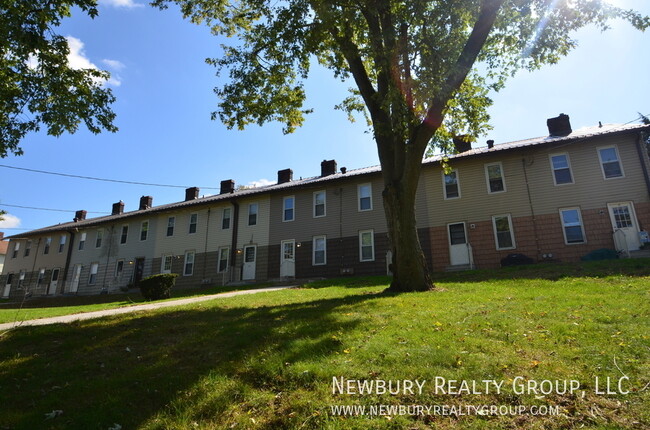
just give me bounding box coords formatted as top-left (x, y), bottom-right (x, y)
top-left (0, 260), bottom-right (648, 429)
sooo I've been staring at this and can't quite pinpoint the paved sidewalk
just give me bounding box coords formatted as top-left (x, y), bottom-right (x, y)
top-left (0, 286), bottom-right (293, 331)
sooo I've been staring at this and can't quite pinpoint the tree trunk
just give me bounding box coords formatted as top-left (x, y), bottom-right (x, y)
top-left (382, 178), bottom-right (434, 292)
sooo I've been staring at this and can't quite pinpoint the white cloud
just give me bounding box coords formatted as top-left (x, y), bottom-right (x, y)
top-left (66, 36), bottom-right (122, 87)
top-left (100, 0), bottom-right (144, 8)
top-left (102, 59), bottom-right (125, 71)
top-left (247, 179), bottom-right (275, 188)
top-left (0, 214), bottom-right (21, 229)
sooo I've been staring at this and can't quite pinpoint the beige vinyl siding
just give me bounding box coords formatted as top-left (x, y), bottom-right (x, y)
top-left (2, 235), bottom-right (69, 274)
top-left (237, 195), bottom-right (271, 249)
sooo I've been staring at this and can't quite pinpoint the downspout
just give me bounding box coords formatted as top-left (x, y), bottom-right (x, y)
top-left (522, 156), bottom-right (541, 261)
top-left (202, 208), bottom-right (211, 281)
top-left (339, 187), bottom-right (344, 272)
top-left (28, 238), bottom-right (42, 293)
top-left (59, 230), bottom-right (76, 294)
top-left (230, 201), bottom-right (240, 283)
top-left (634, 132), bottom-right (650, 197)
top-left (100, 226), bottom-right (115, 290)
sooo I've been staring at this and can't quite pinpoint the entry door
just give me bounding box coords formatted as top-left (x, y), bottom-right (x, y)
top-left (134, 258), bottom-right (145, 286)
top-left (448, 222), bottom-right (471, 266)
top-left (243, 245), bottom-right (257, 280)
top-left (48, 268), bottom-right (60, 295)
top-left (70, 264), bottom-right (82, 293)
top-left (280, 240), bottom-right (295, 278)
top-left (608, 202), bottom-right (641, 251)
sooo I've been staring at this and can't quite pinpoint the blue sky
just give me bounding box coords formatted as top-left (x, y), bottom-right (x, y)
top-left (1, 0), bottom-right (649, 234)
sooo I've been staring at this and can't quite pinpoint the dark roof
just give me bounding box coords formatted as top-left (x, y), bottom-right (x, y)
top-left (8, 122), bottom-right (648, 239)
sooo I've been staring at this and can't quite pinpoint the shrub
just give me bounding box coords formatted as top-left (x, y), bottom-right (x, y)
top-left (139, 274), bottom-right (178, 301)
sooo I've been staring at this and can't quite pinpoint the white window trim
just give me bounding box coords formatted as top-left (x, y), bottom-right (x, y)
top-left (44, 237), bottom-right (52, 254)
top-left (359, 229), bottom-right (375, 262)
top-left (283, 196), bottom-right (295, 222)
top-left (161, 255), bottom-right (173, 274)
top-left (115, 259), bottom-right (125, 277)
top-left (183, 251), bottom-right (195, 276)
top-left (166, 216), bottom-right (175, 237)
top-left (222, 207), bottom-right (232, 230)
top-left (248, 203), bottom-right (259, 226)
top-left (597, 145), bottom-right (625, 180)
top-left (140, 220), bottom-right (149, 242)
top-left (89, 262), bottom-right (99, 285)
top-left (549, 153), bottom-right (574, 186)
top-left (312, 235), bottom-right (327, 266)
top-left (358, 183), bottom-right (373, 211)
top-left (484, 162), bottom-right (506, 194)
top-left (491, 214), bottom-right (516, 250)
top-left (217, 247), bottom-right (230, 273)
top-left (78, 233), bottom-right (87, 251)
top-left (313, 190), bottom-right (326, 218)
top-left (120, 225), bottom-right (129, 245)
top-left (442, 169), bottom-right (461, 200)
top-left (58, 235), bottom-right (66, 253)
top-left (559, 207), bottom-right (586, 245)
top-left (95, 230), bottom-right (103, 248)
top-left (189, 213), bottom-right (199, 234)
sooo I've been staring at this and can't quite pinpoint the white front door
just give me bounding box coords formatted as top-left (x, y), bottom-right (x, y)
top-left (280, 240), bottom-right (295, 278)
top-left (70, 264), bottom-right (82, 293)
top-left (448, 222), bottom-right (471, 266)
top-left (608, 202), bottom-right (641, 251)
top-left (48, 268), bottom-right (60, 295)
top-left (243, 245), bottom-right (257, 280)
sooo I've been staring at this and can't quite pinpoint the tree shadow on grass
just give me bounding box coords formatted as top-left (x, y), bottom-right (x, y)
top-left (0, 288), bottom-right (385, 429)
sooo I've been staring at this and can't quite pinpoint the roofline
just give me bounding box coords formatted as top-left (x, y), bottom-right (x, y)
top-left (7, 122), bottom-right (648, 240)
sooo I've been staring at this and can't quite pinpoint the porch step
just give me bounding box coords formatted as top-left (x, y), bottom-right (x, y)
top-left (626, 249), bottom-right (650, 259)
top-left (445, 264), bottom-right (474, 272)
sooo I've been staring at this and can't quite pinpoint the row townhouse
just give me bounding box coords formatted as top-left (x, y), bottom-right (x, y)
top-left (2, 115), bottom-right (649, 298)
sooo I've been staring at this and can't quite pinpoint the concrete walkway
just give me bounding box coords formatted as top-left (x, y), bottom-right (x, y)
top-left (0, 286), bottom-right (293, 331)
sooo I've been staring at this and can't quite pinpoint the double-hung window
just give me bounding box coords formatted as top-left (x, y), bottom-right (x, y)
top-left (313, 191), bottom-right (326, 217)
top-left (248, 203), bottom-right (258, 226)
top-left (12, 242), bottom-right (20, 258)
top-left (115, 260), bottom-right (124, 277)
top-left (120, 225), bottom-right (129, 244)
top-left (140, 221), bottom-right (149, 241)
top-left (283, 196), bottom-right (295, 222)
top-left (359, 230), bottom-right (375, 262)
top-left (492, 214), bottom-right (516, 250)
top-left (550, 153), bottom-right (573, 185)
top-left (24, 240), bottom-right (32, 257)
top-left (44, 237), bottom-right (51, 255)
top-left (95, 230), bottom-right (103, 248)
top-left (167, 217), bottom-right (175, 236)
top-left (222, 208), bottom-right (231, 229)
top-left (89, 263), bottom-right (99, 285)
top-left (358, 184), bottom-right (372, 211)
top-left (485, 163), bottom-right (506, 193)
top-left (78, 233), bottom-right (86, 251)
top-left (598, 146), bottom-right (624, 179)
top-left (58, 235), bottom-right (66, 253)
top-left (313, 236), bottom-right (326, 265)
top-left (184, 251), bottom-right (195, 276)
top-left (218, 248), bottom-right (230, 272)
top-left (189, 213), bottom-right (198, 234)
top-left (443, 170), bottom-right (460, 199)
top-left (560, 208), bottom-right (586, 244)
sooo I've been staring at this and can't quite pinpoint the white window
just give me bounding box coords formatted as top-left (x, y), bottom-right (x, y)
top-left (140, 221), bottom-right (149, 241)
top-left (18, 271), bottom-right (25, 287)
top-left (359, 230), bottom-right (375, 262)
top-left (24, 240), bottom-right (32, 257)
top-left (560, 208), bottom-right (586, 244)
top-left (550, 153), bottom-right (573, 185)
top-left (218, 247), bottom-right (230, 273)
top-left (89, 263), bottom-right (99, 285)
top-left (358, 184), bottom-right (372, 211)
top-left (443, 170), bottom-right (460, 199)
top-left (184, 251), bottom-right (195, 276)
top-left (189, 213), bottom-right (198, 234)
top-left (38, 268), bottom-right (46, 284)
top-left (95, 230), bottom-right (103, 248)
top-left (222, 208), bottom-right (231, 230)
top-left (120, 225), bottom-right (129, 244)
top-left (485, 162), bottom-right (506, 194)
top-left (78, 233), bottom-right (86, 251)
top-left (44, 237), bottom-right (51, 255)
top-left (248, 203), bottom-right (258, 226)
top-left (492, 214), bottom-right (516, 250)
top-left (313, 191), bottom-right (326, 217)
top-left (58, 235), bottom-right (66, 253)
top-left (313, 236), bottom-right (326, 265)
top-left (12, 242), bottom-right (19, 258)
top-left (161, 255), bottom-right (173, 274)
top-left (598, 146), bottom-right (624, 179)
top-left (167, 217), bottom-right (175, 236)
top-left (283, 196), bottom-right (295, 222)
top-left (115, 260), bottom-right (124, 277)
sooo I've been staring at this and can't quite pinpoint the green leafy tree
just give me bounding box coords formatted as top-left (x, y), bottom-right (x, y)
top-left (0, 0), bottom-right (117, 158)
top-left (153, 0), bottom-right (648, 291)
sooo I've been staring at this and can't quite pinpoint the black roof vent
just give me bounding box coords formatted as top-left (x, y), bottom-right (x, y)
top-left (220, 179), bottom-right (235, 194)
top-left (139, 196), bottom-right (153, 210)
top-left (547, 113), bottom-right (572, 137)
top-left (112, 201), bottom-right (124, 216)
top-left (487, 139), bottom-right (495, 149)
top-left (321, 159), bottom-right (337, 177)
top-left (277, 168), bottom-right (293, 184)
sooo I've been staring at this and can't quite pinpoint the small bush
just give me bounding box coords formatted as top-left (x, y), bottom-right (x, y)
top-left (139, 274), bottom-right (178, 301)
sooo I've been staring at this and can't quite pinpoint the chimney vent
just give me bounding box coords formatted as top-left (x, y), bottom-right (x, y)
top-left (453, 136), bottom-right (472, 153)
top-left (547, 113), bottom-right (572, 137)
top-left (340, 167), bottom-right (347, 174)
top-left (112, 201), bottom-right (124, 216)
top-left (139, 196), bottom-right (153, 210)
top-left (321, 159), bottom-right (337, 177)
top-left (487, 140), bottom-right (494, 149)
top-left (277, 168), bottom-right (293, 184)
top-left (185, 187), bottom-right (199, 201)
top-left (74, 210), bottom-right (87, 222)
top-left (220, 179), bottom-right (235, 194)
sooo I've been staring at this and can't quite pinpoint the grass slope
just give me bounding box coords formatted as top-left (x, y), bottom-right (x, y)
top-left (0, 260), bottom-right (648, 429)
